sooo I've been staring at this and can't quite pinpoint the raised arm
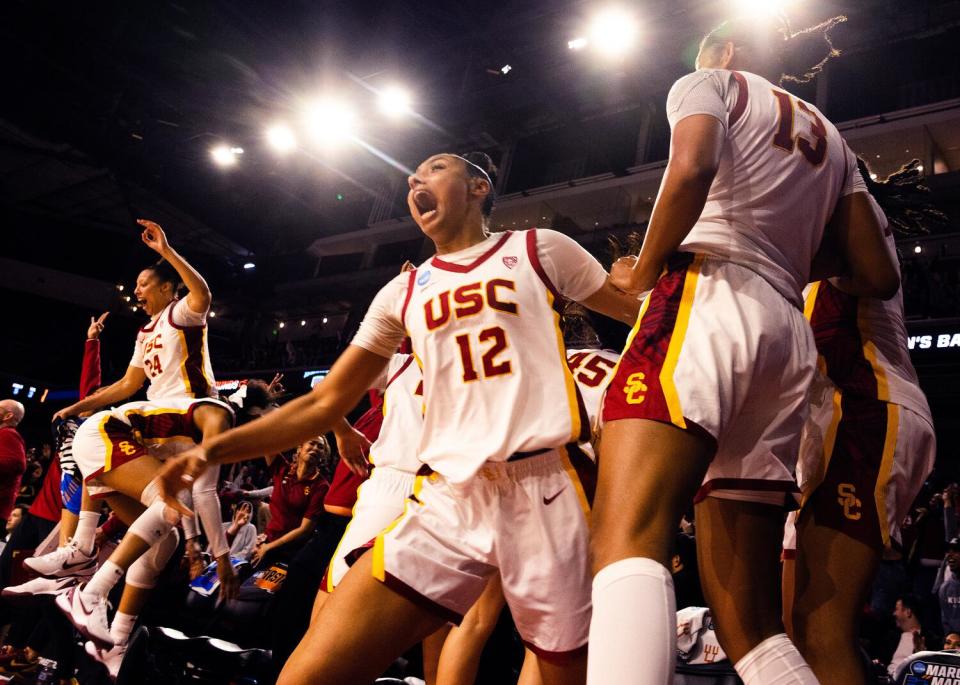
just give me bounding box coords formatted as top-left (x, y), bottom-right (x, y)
top-left (137, 219), bottom-right (212, 314)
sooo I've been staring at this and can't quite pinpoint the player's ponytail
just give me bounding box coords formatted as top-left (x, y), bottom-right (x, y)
top-left (779, 16), bottom-right (847, 84)
top-left (858, 158), bottom-right (949, 238)
top-left (146, 259), bottom-right (184, 297)
top-left (461, 151), bottom-right (498, 217)
top-left (698, 14), bottom-right (846, 85)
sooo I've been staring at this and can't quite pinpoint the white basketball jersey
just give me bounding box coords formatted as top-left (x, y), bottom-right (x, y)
top-left (369, 353), bottom-right (424, 473)
top-left (566, 348), bottom-right (619, 436)
top-left (404, 230), bottom-right (588, 484)
top-left (131, 299), bottom-right (217, 401)
top-left (671, 69), bottom-right (856, 308)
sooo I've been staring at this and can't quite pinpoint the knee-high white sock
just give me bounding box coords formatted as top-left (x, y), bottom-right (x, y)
top-left (587, 557), bottom-right (676, 685)
top-left (735, 633), bottom-right (818, 685)
top-left (73, 511), bottom-right (100, 555)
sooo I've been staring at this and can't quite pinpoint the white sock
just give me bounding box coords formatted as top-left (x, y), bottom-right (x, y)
top-left (734, 633), bottom-right (818, 685)
top-left (83, 560), bottom-right (123, 600)
top-left (587, 557), bottom-right (676, 685)
top-left (110, 611), bottom-right (137, 646)
top-left (73, 511), bottom-right (100, 555)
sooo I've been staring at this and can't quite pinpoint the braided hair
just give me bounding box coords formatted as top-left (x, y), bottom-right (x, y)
top-left (858, 158), bottom-right (948, 238)
top-left (698, 14), bottom-right (847, 84)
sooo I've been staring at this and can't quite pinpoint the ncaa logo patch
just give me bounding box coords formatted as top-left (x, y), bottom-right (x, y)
top-left (502, 256), bottom-right (518, 269)
top-left (417, 270), bottom-right (431, 286)
top-left (911, 661), bottom-right (927, 676)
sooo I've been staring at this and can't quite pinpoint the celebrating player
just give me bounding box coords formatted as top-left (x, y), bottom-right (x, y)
top-left (588, 15), bottom-right (899, 685)
top-left (158, 151), bottom-right (639, 685)
top-left (782, 160), bottom-right (939, 682)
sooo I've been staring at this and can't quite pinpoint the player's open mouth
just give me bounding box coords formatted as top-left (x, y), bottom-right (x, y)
top-left (413, 190), bottom-right (438, 222)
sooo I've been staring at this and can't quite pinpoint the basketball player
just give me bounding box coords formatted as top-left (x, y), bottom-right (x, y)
top-left (40, 219), bottom-right (231, 588)
top-left (59, 382), bottom-right (272, 679)
top-left (157, 151), bottom-right (640, 685)
top-left (589, 15), bottom-right (901, 685)
top-left (782, 160), bottom-right (938, 683)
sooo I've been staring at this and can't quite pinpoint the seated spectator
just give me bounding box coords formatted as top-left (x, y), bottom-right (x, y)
top-left (889, 595), bottom-right (926, 677)
top-left (935, 538), bottom-right (960, 635)
top-left (219, 501), bottom-right (258, 562)
top-left (946, 632), bottom-right (960, 651)
top-left (252, 438), bottom-right (331, 566)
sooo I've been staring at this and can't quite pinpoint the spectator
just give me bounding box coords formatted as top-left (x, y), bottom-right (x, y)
top-left (220, 501), bottom-right (258, 562)
top-left (889, 595), bottom-right (926, 677)
top-left (0, 400), bottom-right (26, 531)
top-left (253, 438), bottom-right (331, 566)
top-left (946, 632), bottom-right (960, 650)
top-left (935, 538), bottom-right (960, 635)
top-left (0, 506), bottom-right (25, 555)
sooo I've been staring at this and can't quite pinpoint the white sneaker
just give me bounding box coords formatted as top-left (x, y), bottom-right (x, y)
top-left (2, 575), bottom-right (77, 598)
top-left (85, 640), bottom-right (127, 681)
top-left (56, 585), bottom-right (113, 647)
top-left (24, 539), bottom-right (97, 578)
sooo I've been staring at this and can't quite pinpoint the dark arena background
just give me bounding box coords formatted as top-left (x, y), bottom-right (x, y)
top-left (0, 1), bottom-right (959, 683)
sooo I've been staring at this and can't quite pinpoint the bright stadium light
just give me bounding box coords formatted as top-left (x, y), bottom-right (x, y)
top-left (209, 311), bottom-right (216, 318)
top-left (378, 86), bottom-right (412, 118)
top-left (279, 321), bottom-right (286, 329)
top-left (303, 98), bottom-right (356, 148)
top-left (211, 145), bottom-right (241, 167)
top-left (243, 261), bottom-right (256, 270)
top-left (266, 124), bottom-right (297, 153)
top-left (588, 8), bottom-right (638, 57)
top-left (568, 37), bottom-right (588, 51)
top-left (732, 0), bottom-right (793, 18)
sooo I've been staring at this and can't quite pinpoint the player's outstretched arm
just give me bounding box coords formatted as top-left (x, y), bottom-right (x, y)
top-left (137, 219), bottom-right (212, 314)
top-left (52, 364), bottom-right (146, 421)
top-left (158, 345), bottom-right (389, 512)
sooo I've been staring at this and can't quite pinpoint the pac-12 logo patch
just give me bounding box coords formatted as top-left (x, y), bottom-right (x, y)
top-left (417, 270), bottom-right (432, 286)
top-left (502, 256), bottom-right (518, 269)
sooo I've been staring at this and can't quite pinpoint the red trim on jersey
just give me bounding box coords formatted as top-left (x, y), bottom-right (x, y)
top-left (381, 572), bottom-right (465, 625)
top-left (166, 299), bottom-right (207, 331)
top-left (694, 478), bottom-right (800, 506)
top-left (430, 232), bottom-right (512, 273)
top-left (525, 229), bottom-right (562, 308)
top-left (139, 301), bottom-right (173, 333)
top-left (566, 443), bottom-right (596, 504)
top-left (523, 641), bottom-right (588, 665)
top-left (729, 71), bottom-right (748, 127)
top-left (180, 326), bottom-right (211, 398)
top-left (781, 549), bottom-right (797, 561)
top-left (399, 269), bottom-right (417, 330)
top-left (385, 356), bottom-right (415, 389)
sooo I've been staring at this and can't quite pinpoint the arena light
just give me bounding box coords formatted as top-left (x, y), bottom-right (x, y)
top-left (243, 261), bottom-right (255, 270)
top-left (266, 124), bottom-right (297, 153)
top-left (914, 245), bottom-right (923, 254)
top-left (322, 316), bottom-right (328, 324)
top-left (378, 86), bottom-right (412, 118)
top-left (210, 145), bottom-right (241, 167)
top-left (209, 311), bottom-right (216, 318)
top-left (568, 37), bottom-right (588, 51)
top-left (732, 0), bottom-right (792, 17)
top-left (588, 8), bottom-right (638, 57)
top-left (300, 320), bottom-right (306, 326)
top-left (279, 321), bottom-right (285, 329)
top-left (303, 98), bottom-right (356, 148)
top-left (116, 284), bottom-right (124, 292)
top-left (500, 64), bottom-right (512, 74)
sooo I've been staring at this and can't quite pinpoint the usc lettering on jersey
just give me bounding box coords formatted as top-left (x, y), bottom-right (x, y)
top-left (369, 353), bottom-right (424, 473)
top-left (131, 299), bottom-right (216, 401)
top-left (669, 69), bottom-right (858, 308)
top-left (403, 230), bottom-right (589, 484)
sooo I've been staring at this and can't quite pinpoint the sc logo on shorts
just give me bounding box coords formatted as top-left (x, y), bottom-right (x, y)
top-left (623, 372), bottom-right (648, 405)
top-left (837, 483), bottom-right (862, 521)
